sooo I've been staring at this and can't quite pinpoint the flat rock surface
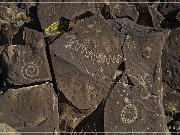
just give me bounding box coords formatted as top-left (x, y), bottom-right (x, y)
top-left (0, 2), bottom-right (180, 134)
top-left (104, 18), bottom-right (170, 133)
top-left (162, 28), bottom-right (180, 90)
top-left (104, 81), bottom-right (166, 132)
top-left (0, 45), bottom-right (51, 86)
top-left (50, 15), bottom-right (125, 110)
top-left (37, 1), bottom-right (97, 30)
top-left (0, 83), bottom-right (59, 134)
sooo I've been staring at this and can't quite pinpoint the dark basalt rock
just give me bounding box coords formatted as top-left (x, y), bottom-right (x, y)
top-left (104, 80), bottom-right (167, 132)
top-left (0, 45), bottom-right (51, 86)
top-left (49, 15), bottom-right (125, 130)
top-left (23, 27), bottom-right (46, 49)
top-left (0, 2), bottom-right (180, 134)
top-left (37, 1), bottom-right (98, 30)
top-left (104, 18), bottom-right (170, 132)
top-left (148, 5), bottom-right (165, 27)
top-left (135, 3), bottom-right (154, 27)
top-left (163, 83), bottom-right (180, 117)
top-left (117, 18), bottom-right (170, 95)
top-left (51, 57), bottom-right (104, 110)
top-left (162, 28), bottom-right (180, 90)
top-left (157, 1), bottom-right (180, 28)
top-left (0, 83), bottom-right (59, 134)
top-left (50, 14), bottom-right (125, 108)
top-left (158, 1), bottom-right (180, 21)
top-left (110, 3), bottom-right (139, 21)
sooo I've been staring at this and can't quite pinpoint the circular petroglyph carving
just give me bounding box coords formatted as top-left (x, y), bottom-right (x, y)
top-left (121, 104), bottom-right (138, 124)
top-left (21, 62), bottom-right (39, 80)
top-left (20, 51), bottom-right (44, 81)
top-left (48, 5), bottom-right (56, 16)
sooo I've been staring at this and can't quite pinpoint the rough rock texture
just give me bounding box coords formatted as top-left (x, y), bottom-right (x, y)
top-left (104, 18), bottom-right (170, 132)
top-left (110, 3), bottom-right (139, 21)
top-left (0, 1), bottom-right (180, 134)
top-left (0, 83), bottom-right (59, 134)
top-left (161, 28), bottom-right (180, 133)
top-left (162, 28), bottom-right (180, 90)
top-left (149, 5), bottom-right (165, 27)
top-left (0, 45), bottom-right (51, 86)
top-left (37, 2), bottom-right (96, 30)
top-left (49, 14), bottom-right (125, 130)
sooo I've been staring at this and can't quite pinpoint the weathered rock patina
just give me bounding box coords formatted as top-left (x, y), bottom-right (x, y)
top-left (0, 83), bottom-right (59, 134)
top-left (104, 18), bottom-right (170, 133)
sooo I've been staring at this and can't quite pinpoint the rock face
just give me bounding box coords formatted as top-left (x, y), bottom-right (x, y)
top-left (110, 3), bottom-right (139, 21)
top-left (162, 28), bottom-right (180, 90)
top-left (0, 27), bottom-right (51, 87)
top-left (0, 123), bottom-right (22, 135)
top-left (0, 1), bottom-right (180, 134)
top-left (104, 19), bottom-right (170, 132)
top-left (161, 28), bottom-right (180, 132)
top-left (37, 2), bottom-right (96, 30)
top-left (49, 14), bottom-right (125, 130)
top-left (0, 83), bottom-right (59, 134)
top-left (0, 45), bottom-right (51, 86)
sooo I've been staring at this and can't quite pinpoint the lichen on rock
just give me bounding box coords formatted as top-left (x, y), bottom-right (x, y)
top-left (0, 4), bottom-right (29, 27)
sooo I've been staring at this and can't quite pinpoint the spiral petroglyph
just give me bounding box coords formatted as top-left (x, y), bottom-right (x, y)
top-left (48, 5), bottom-right (56, 16)
top-left (21, 62), bottom-right (39, 80)
top-left (121, 104), bottom-right (138, 124)
top-left (20, 51), bottom-right (44, 81)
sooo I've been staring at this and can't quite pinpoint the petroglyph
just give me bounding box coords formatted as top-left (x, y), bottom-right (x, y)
top-left (48, 5), bottom-right (56, 16)
top-left (121, 103), bottom-right (138, 124)
top-left (21, 62), bottom-right (40, 80)
top-left (85, 67), bottom-right (94, 77)
top-left (64, 34), bottom-right (122, 65)
top-left (20, 51), bottom-right (45, 81)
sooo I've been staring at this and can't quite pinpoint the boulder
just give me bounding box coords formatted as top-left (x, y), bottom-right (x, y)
top-left (104, 18), bottom-right (170, 133)
top-left (0, 83), bottom-right (59, 134)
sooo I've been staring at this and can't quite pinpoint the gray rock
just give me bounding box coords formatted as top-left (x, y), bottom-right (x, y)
top-left (0, 83), bottom-right (59, 134)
